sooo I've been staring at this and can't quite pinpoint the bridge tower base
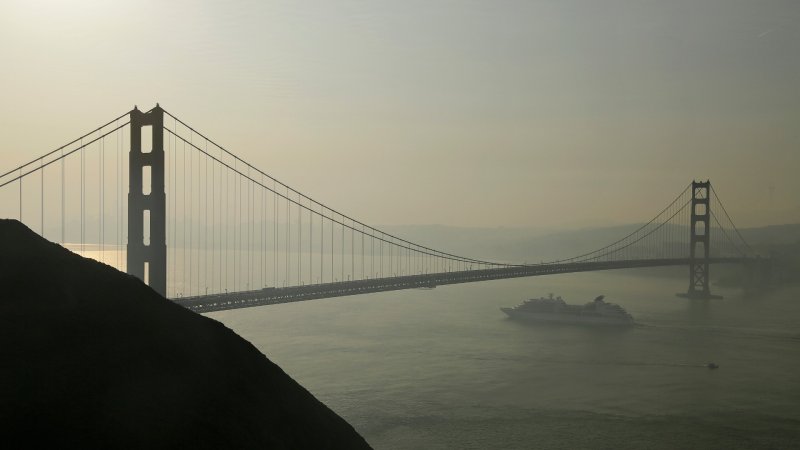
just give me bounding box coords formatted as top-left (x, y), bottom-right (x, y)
top-left (127, 105), bottom-right (167, 297)
top-left (677, 180), bottom-right (722, 300)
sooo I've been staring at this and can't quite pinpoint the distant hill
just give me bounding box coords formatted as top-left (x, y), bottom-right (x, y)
top-left (382, 223), bottom-right (800, 263)
top-left (0, 220), bottom-right (371, 449)
top-left (739, 223), bottom-right (800, 246)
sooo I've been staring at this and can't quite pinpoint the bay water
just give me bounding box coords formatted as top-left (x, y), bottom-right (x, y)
top-left (208, 270), bottom-right (799, 448)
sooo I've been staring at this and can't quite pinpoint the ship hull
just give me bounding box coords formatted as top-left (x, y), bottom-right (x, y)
top-left (500, 307), bottom-right (634, 326)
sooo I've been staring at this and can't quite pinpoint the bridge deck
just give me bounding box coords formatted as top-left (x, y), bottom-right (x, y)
top-left (173, 258), bottom-right (746, 313)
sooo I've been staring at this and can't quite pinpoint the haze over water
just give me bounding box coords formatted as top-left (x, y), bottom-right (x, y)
top-left (3, 0), bottom-right (799, 229)
top-left (2, 1), bottom-right (799, 448)
top-left (211, 271), bottom-right (800, 449)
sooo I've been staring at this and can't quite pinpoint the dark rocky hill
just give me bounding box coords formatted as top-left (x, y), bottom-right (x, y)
top-left (0, 220), bottom-right (371, 449)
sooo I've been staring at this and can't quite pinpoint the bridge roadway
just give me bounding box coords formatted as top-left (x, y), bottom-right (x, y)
top-left (173, 257), bottom-right (747, 313)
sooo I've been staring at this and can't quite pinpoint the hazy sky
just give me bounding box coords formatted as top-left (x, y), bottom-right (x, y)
top-left (1, 0), bottom-right (798, 229)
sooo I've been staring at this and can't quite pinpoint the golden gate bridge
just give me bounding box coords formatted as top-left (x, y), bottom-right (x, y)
top-left (0, 105), bottom-right (758, 313)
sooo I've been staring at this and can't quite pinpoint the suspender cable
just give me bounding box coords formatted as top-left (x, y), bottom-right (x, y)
top-left (40, 159), bottom-right (44, 236)
top-left (351, 219), bottom-right (354, 281)
top-left (206, 148), bottom-right (210, 294)
top-left (189, 132), bottom-right (193, 296)
top-left (62, 149), bottom-right (65, 244)
top-left (273, 180), bottom-right (277, 287)
top-left (235, 167), bottom-right (238, 290)
top-left (80, 141), bottom-right (84, 255)
top-left (211, 153), bottom-right (215, 294)
top-left (100, 137), bottom-right (104, 261)
top-left (220, 158), bottom-right (231, 292)
top-left (285, 185), bottom-right (289, 286)
top-left (116, 128), bottom-right (120, 270)
top-left (162, 126), bottom-right (508, 269)
top-left (361, 224), bottom-right (364, 280)
top-left (320, 207), bottom-right (324, 283)
top-left (342, 216), bottom-right (344, 281)
top-left (298, 192), bottom-right (301, 284)
top-left (183, 138), bottom-right (187, 296)
top-left (262, 179), bottom-right (266, 286)
top-left (249, 171), bottom-right (253, 290)
top-left (248, 176), bottom-right (251, 289)
top-left (199, 147), bottom-right (204, 295)
top-left (171, 132), bottom-right (178, 291)
top-left (370, 229), bottom-right (374, 278)
top-left (235, 169), bottom-right (240, 291)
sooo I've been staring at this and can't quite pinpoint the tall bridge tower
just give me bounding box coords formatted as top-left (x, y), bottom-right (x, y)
top-left (679, 180), bottom-right (721, 300)
top-left (127, 106), bottom-right (167, 296)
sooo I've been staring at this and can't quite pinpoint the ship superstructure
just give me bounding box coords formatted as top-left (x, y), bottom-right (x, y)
top-left (501, 294), bottom-right (633, 326)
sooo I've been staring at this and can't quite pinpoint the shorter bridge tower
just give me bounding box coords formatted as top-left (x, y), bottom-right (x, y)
top-left (127, 105), bottom-right (167, 297)
top-left (679, 180), bottom-right (722, 300)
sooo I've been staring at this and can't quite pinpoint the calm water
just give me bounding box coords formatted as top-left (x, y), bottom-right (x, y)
top-left (208, 271), bottom-right (800, 449)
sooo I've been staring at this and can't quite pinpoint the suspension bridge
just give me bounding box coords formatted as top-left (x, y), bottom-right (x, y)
top-left (0, 105), bottom-right (758, 313)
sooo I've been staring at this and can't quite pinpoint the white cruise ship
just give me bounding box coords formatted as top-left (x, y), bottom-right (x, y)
top-left (501, 294), bottom-right (634, 326)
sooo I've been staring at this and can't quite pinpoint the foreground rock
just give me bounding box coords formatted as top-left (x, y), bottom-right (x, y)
top-left (0, 220), bottom-right (371, 449)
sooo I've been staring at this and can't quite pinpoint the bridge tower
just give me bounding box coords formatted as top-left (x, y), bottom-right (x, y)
top-left (127, 105), bottom-right (167, 297)
top-left (679, 180), bottom-right (721, 300)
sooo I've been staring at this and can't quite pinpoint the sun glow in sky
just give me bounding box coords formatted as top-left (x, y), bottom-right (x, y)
top-left (1, 0), bottom-right (798, 228)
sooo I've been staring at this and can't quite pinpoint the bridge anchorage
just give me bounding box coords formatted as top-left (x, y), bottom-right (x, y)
top-left (0, 104), bottom-right (759, 312)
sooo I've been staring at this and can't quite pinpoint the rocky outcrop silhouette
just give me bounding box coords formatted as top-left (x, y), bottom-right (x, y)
top-left (0, 219), bottom-right (371, 449)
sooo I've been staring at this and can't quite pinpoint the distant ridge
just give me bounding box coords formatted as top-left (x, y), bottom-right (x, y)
top-left (382, 223), bottom-right (800, 262)
top-left (0, 219), bottom-right (371, 449)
